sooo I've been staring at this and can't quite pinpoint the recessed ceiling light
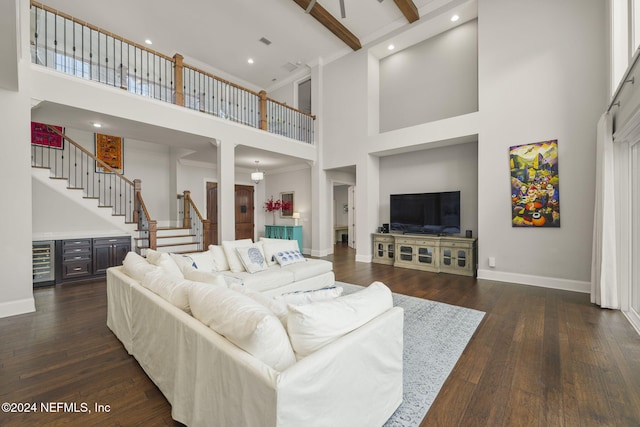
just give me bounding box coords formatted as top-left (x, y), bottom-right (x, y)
top-left (388, 44), bottom-right (395, 50)
top-left (451, 14), bottom-right (459, 22)
top-left (144, 39), bottom-right (152, 45)
top-left (92, 122), bottom-right (102, 128)
top-left (248, 58), bottom-right (254, 64)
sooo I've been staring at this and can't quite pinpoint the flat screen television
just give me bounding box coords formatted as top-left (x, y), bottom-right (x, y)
top-left (390, 191), bottom-right (460, 235)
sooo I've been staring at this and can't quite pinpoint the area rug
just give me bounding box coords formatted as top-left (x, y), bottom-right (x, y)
top-left (337, 282), bottom-right (485, 427)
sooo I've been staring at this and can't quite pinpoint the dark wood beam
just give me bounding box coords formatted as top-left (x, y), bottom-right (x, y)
top-left (292, 0), bottom-right (362, 51)
top-left (393, 0), bottom-right (419, 23)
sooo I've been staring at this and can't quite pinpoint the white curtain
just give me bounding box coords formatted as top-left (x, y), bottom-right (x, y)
top-left (591, 112), bottom-right (619, 308)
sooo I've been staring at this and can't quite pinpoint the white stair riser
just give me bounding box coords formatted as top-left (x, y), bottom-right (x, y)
top-left (156, 229), bottom-right (192, 238)
top-left (156, 236), bottom-right (198, 245)
top-left (155, 243), bottom-right (202, 253)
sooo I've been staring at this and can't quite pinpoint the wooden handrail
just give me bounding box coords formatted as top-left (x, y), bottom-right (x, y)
top-left (266, 97), bottom-right (317, 120)
top-left (31, 1), bottom-right (176, 62)
top-left (178, 191), bottom-right (205, 222)
top-left (136, 190), bottom-right (153, 225)
top-left (45, 126), bottom-right (135, 186)
top-left (182, 63), bottom-right (261, 97)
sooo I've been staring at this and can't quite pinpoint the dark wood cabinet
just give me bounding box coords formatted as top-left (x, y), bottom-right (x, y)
top-left (56, 236), bottom-right (131, 284)
top-left (93, 237), bottom-right (131, 276)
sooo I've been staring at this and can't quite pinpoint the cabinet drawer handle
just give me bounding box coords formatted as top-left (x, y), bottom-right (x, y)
top-left (74, 249), bottom-right (82, 252)
top-left (108, 239), bottom-right (118, 242)
top-left (73, 267), bottom-right (83, 271)
top-left (74, 256), bottom-right (82, 259)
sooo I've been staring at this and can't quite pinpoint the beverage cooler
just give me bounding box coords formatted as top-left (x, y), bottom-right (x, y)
top-left (32, 240), bottom-right (55, 287)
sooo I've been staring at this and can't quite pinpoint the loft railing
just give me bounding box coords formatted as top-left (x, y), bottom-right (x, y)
top-left (31, 125), bottom-right (157, 252)
top-left (177, 191), bottom-right (211, 252)
top-left (29, 1), bottom-right (315, 144)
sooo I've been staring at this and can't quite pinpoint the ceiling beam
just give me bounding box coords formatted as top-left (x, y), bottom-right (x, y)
top-left (393, 0), bottom-right (420, 23)
top-left (292, 0), bottom-right (362, 51)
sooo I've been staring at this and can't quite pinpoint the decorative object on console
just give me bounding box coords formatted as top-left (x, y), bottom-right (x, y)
top-left (31, 121), bottom-right (64, 149)
top-left (509, 139), bottom-right (560, 227)
top-left (251, 160), bottom-right (264, 184)
top-left (95, 133), bottom-right (124, 173)
top-left (264, 195), bottom-right (291, 224)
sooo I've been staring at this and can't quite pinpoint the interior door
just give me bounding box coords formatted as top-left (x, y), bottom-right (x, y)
top-left (206, 182), bottom-right (218, 245)
top-left (206, 183), bottom-right (255, 242)
top-left (235, 185), bottom-right (255, 240)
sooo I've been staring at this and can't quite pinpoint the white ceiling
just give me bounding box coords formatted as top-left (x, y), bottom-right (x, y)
top-left (41, 0), bottom-right (451, 91)
top-left (35, 0), bottom-right (471, 173)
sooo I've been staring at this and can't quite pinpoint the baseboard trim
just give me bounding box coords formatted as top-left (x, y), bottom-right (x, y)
top-left (0, 297), bottom-right (36, 319)
top-left (310, 248), bottom-right (330, 258)
top-left (622, 309), bottom-right (640, 336)
top-left (477, 269), bottom-right (590, 294)
top-left (355, 254), bottom-right (372, 263)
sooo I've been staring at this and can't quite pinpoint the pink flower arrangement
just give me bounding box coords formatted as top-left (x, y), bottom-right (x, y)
top-left (264, 196), bottom-right (291, 213)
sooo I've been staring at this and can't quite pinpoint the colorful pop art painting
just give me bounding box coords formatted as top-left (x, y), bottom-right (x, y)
top-left (510, 139), bottom-right (560, 227)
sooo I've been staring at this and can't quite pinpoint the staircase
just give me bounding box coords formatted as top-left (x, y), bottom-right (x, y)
top-left (137, 226), bottom-right (201, 255)
top-left (31, 125), bottom-right (210, 255)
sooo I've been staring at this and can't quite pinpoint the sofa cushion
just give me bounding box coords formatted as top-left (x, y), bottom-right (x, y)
top-left (223, 266), bottom-right (295, 293)
top-left (275, 285), bottom-right (343, 305)
top-left (282, 259), bottom-right (333, 281)
top-left (141, 269), bottom-right (194, 312)
top-left (122, 251), bottom-right (159, 281)
top-left (184, 269), bottom-right (228, 286)
top-left (222, 239), bottom-right (254, 273)
top-left (287, 281), bottom-right (393, 358)
top-left (260, 238), bottom-right (300, 266)
top-left (146, 250), bottom-right (183, 278)
top-left (188, 283), bottom-right (296, 371)
top-left (208, 245), bottom-right (230, 271)
top-left (236, 245), bottom-right (268, 274)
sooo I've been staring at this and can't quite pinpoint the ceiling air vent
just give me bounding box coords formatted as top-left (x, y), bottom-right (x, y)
top-left (259, 37), bottom-right (272, 46)
top-left (283, 62), bottom-right (298, 72)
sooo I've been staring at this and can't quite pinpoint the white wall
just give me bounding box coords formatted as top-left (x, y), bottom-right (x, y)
top-left (379, 19), bottom-right (478, 132)
top-left (378, 142), bottom-right (478, 236)
top-left (0, 88), bottom-right (34, 318)
top-left (264, 167), bottom-right (312, 253)
top-left (477, 0), bottom-right (608, 290)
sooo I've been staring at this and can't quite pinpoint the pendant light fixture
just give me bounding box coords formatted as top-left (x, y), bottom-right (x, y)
top-left (251, 160), bottom-right (264, 184)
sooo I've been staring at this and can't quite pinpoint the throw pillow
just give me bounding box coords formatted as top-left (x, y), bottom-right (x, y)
top-left (188, 283), bottom-right (296, 371)
top-left (170, 253), bottom-right (198, 275)
top-left (146, 250), bottom-right (183, 278)
top-left (286, 281), bottom-right (393, 358)
top-left (260, 238), bottom-right (300, 266)
top-left (236, 245), bottom-right (268, 274)
top-left (222, 239), bottom-right (253, 273)
top-left (274, 250), bottom-right (306, 267)
top-left (187, 251), bottom-right (217, 273)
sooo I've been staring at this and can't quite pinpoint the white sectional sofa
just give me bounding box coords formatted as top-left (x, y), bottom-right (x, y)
top-left (106, 239), bottom-right (404, 427)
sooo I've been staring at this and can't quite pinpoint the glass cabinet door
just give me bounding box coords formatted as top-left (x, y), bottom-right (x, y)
top-left (377, 243), bottom-right (384, 258)
top-left (442, 248), bottom-right (452, 266)
top-left (457, 249), bottom-right (467, 267)
top-left (418, 247), bottom-right (433, 265)
top-left (387, 243), bottom-right (395, 260)
top-left (399, 245), bottom-right (413, 262)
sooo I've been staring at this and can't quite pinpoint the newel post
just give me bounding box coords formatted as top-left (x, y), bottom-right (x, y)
top-left (183, 190), bottom-right (191, 229)
top-left (202, 219), bottom-right (212, 249)
top-left (133, 179), bottom-right (142, 224)
top-left (149, 220), bottom-right (157, 250)
top-left (259, 90), bottom-right (268, 131)
top-left (174, 53), bottom-right (185, 107)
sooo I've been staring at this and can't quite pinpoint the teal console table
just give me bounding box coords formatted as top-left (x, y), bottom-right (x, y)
top-left (265, 225), bottom-right (303, 251)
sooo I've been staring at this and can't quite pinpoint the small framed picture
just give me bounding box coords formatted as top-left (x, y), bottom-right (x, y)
top-left (280, 191), bottom-right (294, 217)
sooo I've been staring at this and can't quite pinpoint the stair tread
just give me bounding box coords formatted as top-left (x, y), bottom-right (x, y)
top-left (156, 242), bottom-right (200, 248)
top-left (156, 234), bottom-right (196, 239)
top-left (157, 227), bottom-right (190, 231)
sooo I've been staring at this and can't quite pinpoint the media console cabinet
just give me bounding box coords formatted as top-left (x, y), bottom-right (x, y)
top-left (372, 233), bottom-right (477, 277)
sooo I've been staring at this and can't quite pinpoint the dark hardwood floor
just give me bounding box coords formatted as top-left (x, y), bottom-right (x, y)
top-left (1, 244), bottom-right (639, 426)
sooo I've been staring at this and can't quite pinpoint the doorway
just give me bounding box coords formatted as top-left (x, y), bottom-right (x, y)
top-left (206, 183), bottom-right (255, 244)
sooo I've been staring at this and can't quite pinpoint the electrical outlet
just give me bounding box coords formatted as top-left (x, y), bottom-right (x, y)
top-left (488, 257), bottom-right (496, 268)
